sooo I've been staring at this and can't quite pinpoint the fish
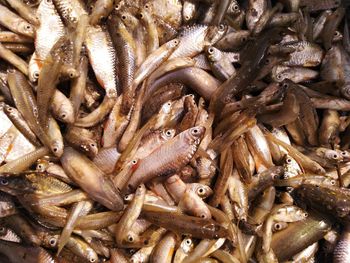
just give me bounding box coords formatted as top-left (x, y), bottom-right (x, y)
top-left (246, 0), bottom-right (267, 31)
top-left (168, 24), bottom-right (210, 59)
top-left (206, 46), bottom-right (236, 81)
top-left (89, 0), bottom-right (114, 26)
top-left (114, 184), bottom-right (146, 247)
top-left (333, 224), bottom-right (350, 263)
top-left (293, 184), bottom-right (350, 222)
top-left (0, 42), bottom-right (29, 76)
top-left (0, 1), bottom-right (349, 261)
top-left (150, 232), bottom-right (177, 263)
top-left (1, 39), bottom-right (33, 54)
top-left (35, 0), bottom-right (65, 62)
top-left (107, 15), bottom-right (136, 114)
top-left (0, 239), bottom-right (55, 263)
top-left (60, 147), bottom-right (123, 211)
top-left (0, 4), bottom-right (35, 38)
top-left (142, 210), bottom-right (228, 239)
top-left (126, 126), bottom-right (205, 192)
top-left (85, 25), bottom-right (118, 98)
top-left (5, 0), bottom-right (39, 26)
top-left (52, 0), bottom-right (87, 27)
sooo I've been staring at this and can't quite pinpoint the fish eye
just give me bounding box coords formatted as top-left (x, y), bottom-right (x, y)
top-left (131, 160), bottom-right (137, 165)
top-left (49, 238), bottom-right (57, 246)
top-left (303, 212), bottom-right (308, 217)
top-left (53, 147), bottom-right (58, 153)
top-left (233, 4), bottom-right (239, 10)
top-left (197, 187), bottom-right (204, 195)
top-left (127, 235), bottom-right (134, 242)
top-left (0, 179), bottom-right (8, 185)
top-left (341, 151), bottom-right (347, 156)
top-left (332, 153), bottom-right (339, 159)
top-left (0, 227), bottom-right (6, 233)
top-left (90, 143), bottom-right (95, 147)
top-left (144, 4), bottom-right (149, 9)
top-left (330, 180), bottom-right (336, 185)
top-left (165, 130), bottom-right (173, 137)
top-left (219, 24), bottom-right (225, 31)
top-left (241, 37), bottom-right (247, 42)
top-left (208, 47), bottom-right (214, 54)
top-left (89, 258), bottom-right (96, 263)
top-left (286, 158), bottom-right (292, 164)
top-left (33, 71), bottom-right (40, 79)
top-left (274, 223), bottom-right (282, 230)
top-left (191, 128), bottom-right (199, 135)
top-left (121, 15), bottom-right (126, 20)
top-left (185, 239), bottom-right (191, 245)
top-left (45, 0), bottom-right (52, 4)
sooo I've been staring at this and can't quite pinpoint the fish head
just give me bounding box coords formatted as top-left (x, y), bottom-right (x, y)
top-left (0, 173), bottom-right (35, 195)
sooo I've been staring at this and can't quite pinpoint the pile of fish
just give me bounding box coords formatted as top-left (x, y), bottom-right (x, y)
top-left (1, 0), bottom-right (350, 262)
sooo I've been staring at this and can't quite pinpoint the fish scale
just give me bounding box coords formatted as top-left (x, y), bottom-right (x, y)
top-left (1, 1), bottom-right (350, 261)
top-left (85, 25), bottom-right (118, 98)
top-left (35, 0), bottom-right (65, 61)
top-left (127, 126), bottom-right (205, 192)
top-left (52, 0), bottom-right (87, 27)
top-left (108, 15), bottom-right (136, 97)
top-left (168, 24), bottom-right (208, 59)
top-left (283, 41), bottom-right (324, 67)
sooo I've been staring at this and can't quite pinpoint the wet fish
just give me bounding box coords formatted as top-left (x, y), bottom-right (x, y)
top-left (85, 25), bottom-right (118, 98)
top-left (0, 1), bottom-right (348, 261)
top-left (126, 126), bottom-right (205, 192)
top-left (60, 147), bottom-right (123, 211)
top-left (0, 4), bottom-right (35, 38)
top-left (35, 0), bottom-right (65, 62)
